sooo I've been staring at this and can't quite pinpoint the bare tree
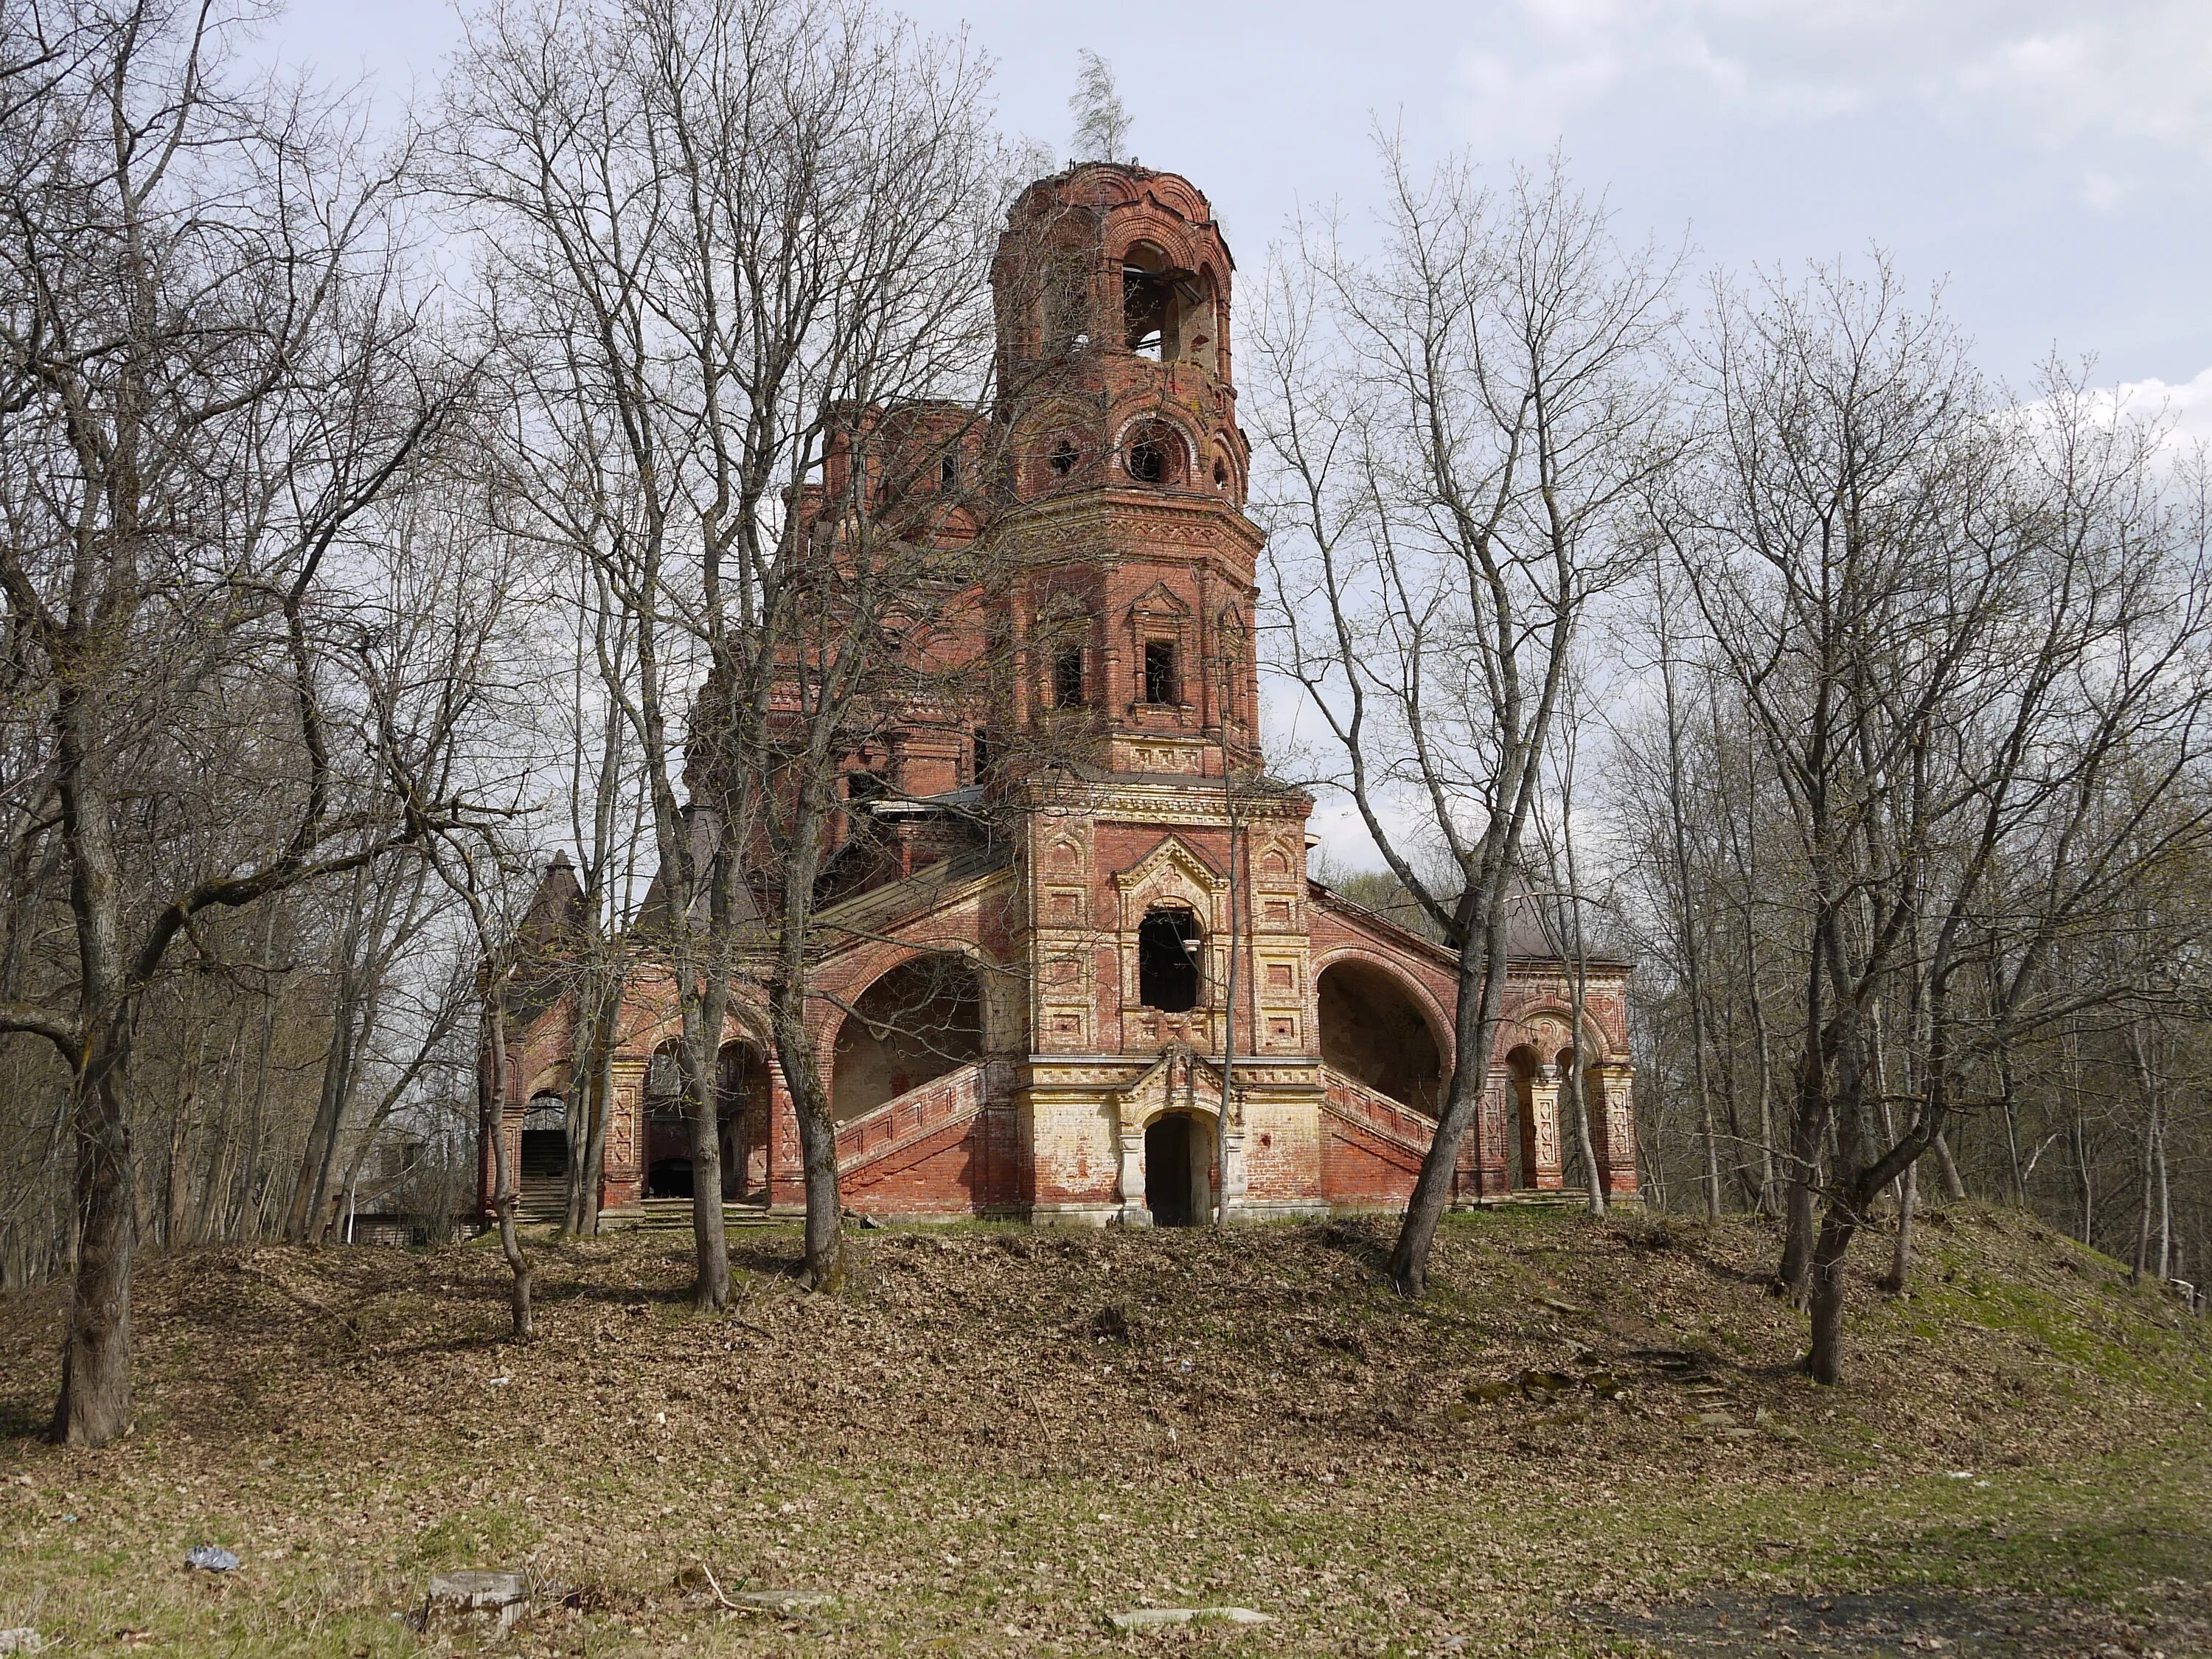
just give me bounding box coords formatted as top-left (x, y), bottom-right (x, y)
top-left (0, 0), bottom-right (479, 1443)
top-left (1253, 144), bottom-right (1674, 1295)
top-left (1652, 256), bottom-right (2212, 1378)
top-left (443, 0), bottom-right (1006, 1296)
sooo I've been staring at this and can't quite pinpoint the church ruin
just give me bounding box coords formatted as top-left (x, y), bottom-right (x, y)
top-left (485, 162), bottom-right (1638, 1227)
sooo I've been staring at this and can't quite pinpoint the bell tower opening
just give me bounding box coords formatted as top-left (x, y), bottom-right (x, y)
top-left (1121, 242), bottom-right (1214, 369)
top-left (1137, 907), bottom-right (1202, 1012)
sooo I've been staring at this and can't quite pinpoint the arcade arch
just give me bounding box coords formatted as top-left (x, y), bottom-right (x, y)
top-left (831, 953), bottom-right (984, 1122)
top-left (1316, 958), bottom-right (1445, 1112)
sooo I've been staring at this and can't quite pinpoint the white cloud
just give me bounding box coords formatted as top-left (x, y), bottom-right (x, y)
top-left (1454, 0), bottom-right (2212, 165)
top-left (2108, 364), bottom-right (2212, 451)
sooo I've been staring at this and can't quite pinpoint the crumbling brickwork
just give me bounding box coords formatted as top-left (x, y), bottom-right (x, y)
top-left (487, 162), bottom-right (1637, 1225)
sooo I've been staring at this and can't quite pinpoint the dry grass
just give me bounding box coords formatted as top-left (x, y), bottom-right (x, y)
top-left (1, 1203), bottom-right (2208, 1656)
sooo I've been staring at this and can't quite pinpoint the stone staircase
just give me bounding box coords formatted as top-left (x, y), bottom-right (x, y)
top-left (613, 1197), bottom-right (787, 1234)
top-left (515, 1177), bottom-right (567, 1225)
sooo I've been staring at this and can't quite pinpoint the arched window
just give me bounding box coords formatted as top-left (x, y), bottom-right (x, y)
top-left (1121, 243), bottom-right (1212, 366)
top-left (1137, 908), bottom-right (1203, 1012)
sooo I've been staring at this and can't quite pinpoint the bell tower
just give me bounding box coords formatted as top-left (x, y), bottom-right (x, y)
top-left (988, 164), bottom-right (1318, 1226)
top-left (987, 164), bottom-right (1260, 779)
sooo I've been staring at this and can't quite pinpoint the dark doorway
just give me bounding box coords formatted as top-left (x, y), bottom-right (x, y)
top-left (1138, 908), bottom-right (1202, 1012)
top-left (519, 1130), bottom-right (567, 1181)
top-left (647, 1158), bottom-right (694, 1199)
top-left (1145, 1115), bottom-right (1203, 1225)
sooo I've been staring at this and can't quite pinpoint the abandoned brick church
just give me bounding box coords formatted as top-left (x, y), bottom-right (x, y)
top-left (485, 161), bottom-right (1638, 1227)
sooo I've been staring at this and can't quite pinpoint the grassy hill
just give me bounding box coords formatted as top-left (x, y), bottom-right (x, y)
top-left (1, 1204), bottom-right (2208, 1656)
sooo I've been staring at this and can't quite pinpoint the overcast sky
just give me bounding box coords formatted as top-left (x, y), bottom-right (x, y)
top-left (269, 0), bottom-right (2212, 863)
top-left (276, 0), bottom-right (2212, 437)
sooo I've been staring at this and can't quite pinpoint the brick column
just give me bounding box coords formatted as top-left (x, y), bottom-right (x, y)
top-left (602, 1055), bottom-right (647, 1211)
top-left (1117, 1127), bottom-right (1149, 1225)
top-left (768, 1054), bottom-right (807, 1214)
top-left (1529, 1074), bottom-right (1564, 1189)
top-left (1478, 1065), bottom-right (1512, 1198)
top-left (1593, 1062), bottom-right (1639, 1197)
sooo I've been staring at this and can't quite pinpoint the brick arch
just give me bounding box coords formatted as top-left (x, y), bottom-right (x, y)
top-left (1500, 1001), bottom-right (1614, 1065)
top-left (818, 940), bottom-right (998, 1120)
top-left (614, 1000), bottom-right (773, 1069)
top-left (1311, 949), bottom-right (1455, 1112)
top-left (1110, 409), bottom-right (1198, 483)
top-left (1109, 222), bottom-right (1204, 277)
top-left (1309, 946), bottom-right (1456, 1073)
top-left (521, 1063), bottom-right (570, 1101)
top-left (1121, 1092), bottom-right (1220, 1133)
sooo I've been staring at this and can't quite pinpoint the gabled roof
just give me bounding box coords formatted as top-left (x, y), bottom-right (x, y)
top-left (810, 844), bottom-right (1015, 955)
top-left (1310, 878), bottom-right (1632, 975)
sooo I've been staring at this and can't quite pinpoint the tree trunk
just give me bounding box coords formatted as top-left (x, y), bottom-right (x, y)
top-left (52, 1051), bottom-right (136, 1445)
top-left (1879, 1157), bottom-right (1916, 1295)
top-left (681, 1004), bottom-right (731, 1311)
top-left (1805, 1196), bottom-right (1864, 1385)
top-left (1931, 1132), bottom-right (1966, 1203)
top-left (481, 1002), bottom-right (532, 1340)
top-left (1388, 907), bottom-right (1511, 1298)
top-left (2154, 1117), bottom-right (2171, 1283)
top-left (1775, 1073), bottom-right (1823, 1304)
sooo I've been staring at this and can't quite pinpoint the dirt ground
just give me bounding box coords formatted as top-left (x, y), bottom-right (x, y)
top-left (1, 1204), bottom-right (2208, 1656)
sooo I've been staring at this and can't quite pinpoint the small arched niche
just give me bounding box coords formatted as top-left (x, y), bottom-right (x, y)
top-left (832, 953), bottom-right (984, 1122)
top-left (1317, 959), bottom-right (1444, 1113)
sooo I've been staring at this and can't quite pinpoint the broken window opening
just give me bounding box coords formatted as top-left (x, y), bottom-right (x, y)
top-left (1137, 907), bottom-right (1203, 1012)
top-left (1143, 639), bottom-right (1179, 706)
top-left (1052, 643), bottom-right (1086, 709)
top-left (940, 453), bottom-right (959, 491)
top-left (1121, 243), bottom-right (1214, 368)
top-left (971, 727), bottom-right (992, 782)
top-left (846, 768), bottom-right (888, 804)
top-left (1213, 458), bottom-right (1230, 489)
top-left (1127, 436), bottom-right (1164, 484)
top-left (1050, 438), bottom-right (1079, 477)
top-left (1123, 243), bottom-right (1180, 361)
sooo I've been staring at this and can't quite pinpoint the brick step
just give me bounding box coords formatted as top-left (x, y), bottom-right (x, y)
top-left (1488, 1189), bottom-right (1597, 1209)
top-left (513, 1180), bottom-right (567, 1223)
top-left (614, 1199), bottom-right (787, 1234)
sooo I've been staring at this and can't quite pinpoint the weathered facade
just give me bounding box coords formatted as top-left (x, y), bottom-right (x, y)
top-left (485, 162), bottom-right (1636, 1227)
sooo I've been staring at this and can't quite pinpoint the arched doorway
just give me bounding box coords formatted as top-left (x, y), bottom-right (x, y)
top-left (1144, 1113), bottom-right (1211, 1226)
top-left (1503, 1046), bottom-right (1540, 1189)
top-left (519, 1093), bottom-right (567, 1219)
top-left (520, 1094), bottom-right (567, 1179)
top-left (718, 1041), bottom-right (771, 1201)
top-left (832, 953), bottom-right (984, 1121)
top-left (644, 1041), bottom-right (692, 1198)
top-left (1316, 959), bottom-right (1445, 1111)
